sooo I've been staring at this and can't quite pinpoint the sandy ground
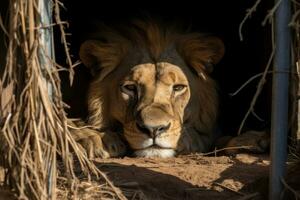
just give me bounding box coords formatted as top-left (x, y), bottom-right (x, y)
top-left (1, 154), bottom-right (271, 200)
top-left (93, 154), bottom-right (269, 200)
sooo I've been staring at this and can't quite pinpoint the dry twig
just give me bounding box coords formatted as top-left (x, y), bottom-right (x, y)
top-left (281, 178), bottom-right (300, 199)
top-left (239, 0), bottom-right (262, 41)
top-left (237, 49), bottom-right (274, 135)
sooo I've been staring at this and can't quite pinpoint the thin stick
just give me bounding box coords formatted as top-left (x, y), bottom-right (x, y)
top-left (0, 15), bottom-right (9, 36)
top-left (281, 178), bottom-right (300, 199)
top-left (230, 72), bottom-right (267, 96)
top-left (237, 49), bottom-right (275, 135)
top-left (53, 0), bottom-right (75, 85)
top-left (239, 0), bottom-right (261, 41)
top-left (200, 145), bottom-right (255, 156)
top-left (262, 0), bottom-right (283, 26)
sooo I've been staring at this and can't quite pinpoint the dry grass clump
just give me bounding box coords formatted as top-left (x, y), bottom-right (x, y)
top-left (0, 1), bottom-right (125, 199)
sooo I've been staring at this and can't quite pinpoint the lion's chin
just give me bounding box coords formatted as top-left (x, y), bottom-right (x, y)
top-left (134, 147), bottom-right (176, 158)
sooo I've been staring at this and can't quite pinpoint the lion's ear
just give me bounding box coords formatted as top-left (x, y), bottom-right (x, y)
top-left (79, 40), bottom-right (125, 79)
top-left (177, 35), bottom-right (225, 75)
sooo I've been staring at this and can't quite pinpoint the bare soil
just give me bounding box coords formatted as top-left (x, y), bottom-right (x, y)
top-left (94, 153), bottom-right (270, 200)
top-left (1, 154), bottom-right (270, 200)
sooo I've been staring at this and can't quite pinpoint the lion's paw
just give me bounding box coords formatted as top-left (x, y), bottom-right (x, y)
top-left (70, 122), bottom-right (126, 159)
top-left (102, 131), bottom-right (127, 157)
top-left (77, 133), bottom-right (110, 159)
top-left (224, 130), bottom-right (270, 155)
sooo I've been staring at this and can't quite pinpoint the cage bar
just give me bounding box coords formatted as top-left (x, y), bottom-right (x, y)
top-left (269, 0), bottom-right (291, 199)
top-left (38, 0), bottom-right (55, 198)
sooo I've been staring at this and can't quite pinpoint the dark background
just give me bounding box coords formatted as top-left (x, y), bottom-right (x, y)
top-left (56, 0), bottom-right (273, 136)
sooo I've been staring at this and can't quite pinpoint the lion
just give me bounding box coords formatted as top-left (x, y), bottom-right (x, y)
top-left (70, 20), bottom-right (225, 158)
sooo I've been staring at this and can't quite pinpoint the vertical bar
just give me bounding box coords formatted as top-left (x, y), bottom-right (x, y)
top-left (297, 62), bottom-right (300, 144)
top-left (39, 0), bottom-right (54, 97)
top-left (38, 0), bottom-right (55, 198)
top-left (269, 0), bottom-right (291, 199)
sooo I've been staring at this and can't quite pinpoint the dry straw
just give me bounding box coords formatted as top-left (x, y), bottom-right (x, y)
top-left (0, 0), bottom-right (125, 199)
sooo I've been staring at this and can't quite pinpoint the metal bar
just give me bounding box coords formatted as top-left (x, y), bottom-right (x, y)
top-left (269, 0), bottom-right (291, 199)
top-left (38, 0), bottom-right (55, 198)
top-left (39, 0), bottom-right (54, 97)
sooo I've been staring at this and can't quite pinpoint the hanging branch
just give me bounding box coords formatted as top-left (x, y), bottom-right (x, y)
top-left (237, 49), bottom-right (275, 135)
top-left (239, 0), bottom-right (262, 41)
top-left (236, 0), bottom-right (285, 135)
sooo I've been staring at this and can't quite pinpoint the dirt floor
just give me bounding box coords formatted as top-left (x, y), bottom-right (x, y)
top-left (96, 154), bottom-right (269, 200)
top-left (1, 154), bottom-right (270, 200)
top-left (59, 153), bottom-right (270, 200)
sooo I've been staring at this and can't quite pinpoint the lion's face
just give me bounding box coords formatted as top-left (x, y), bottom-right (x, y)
top-left (79, 21), bottom-right (224, 158)
top-left (112, 62), bottom-right (190, 157)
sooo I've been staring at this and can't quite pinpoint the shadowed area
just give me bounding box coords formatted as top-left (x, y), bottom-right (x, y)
top-left (93, 154), bottom-right (269, 200)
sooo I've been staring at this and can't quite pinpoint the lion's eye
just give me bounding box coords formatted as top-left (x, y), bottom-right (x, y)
top-left (173, 84), bottom-right (186, 92)
top-left (124, 84), bottom-right (136, 91)
top-left (121, 83), bottom-right (137, 95)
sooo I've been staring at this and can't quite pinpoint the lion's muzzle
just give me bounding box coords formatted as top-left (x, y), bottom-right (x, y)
top-left (136, 106), bottom-right (172, 139)
top-left (124, 104), bottom-right (180, 158)
top-left (136, 122), bottom-right (171, 138)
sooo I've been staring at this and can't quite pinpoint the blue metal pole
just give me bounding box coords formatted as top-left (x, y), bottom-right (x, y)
top-left (269, 0), bottom-right (291, 199)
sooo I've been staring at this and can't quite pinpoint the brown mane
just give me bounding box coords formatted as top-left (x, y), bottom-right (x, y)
top-left (80, 20), bottom-right (224, 74)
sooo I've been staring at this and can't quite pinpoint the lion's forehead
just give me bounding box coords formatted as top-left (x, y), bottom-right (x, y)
top-left (129, 62), bottom-right (189, 85)
top-left (131, 63), bottom-right (155, 84)
top-left (156, 62), bottom-right (189, 85)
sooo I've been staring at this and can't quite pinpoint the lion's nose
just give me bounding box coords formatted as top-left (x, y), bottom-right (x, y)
top-left (136, 122), bottom-right (171, 138)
